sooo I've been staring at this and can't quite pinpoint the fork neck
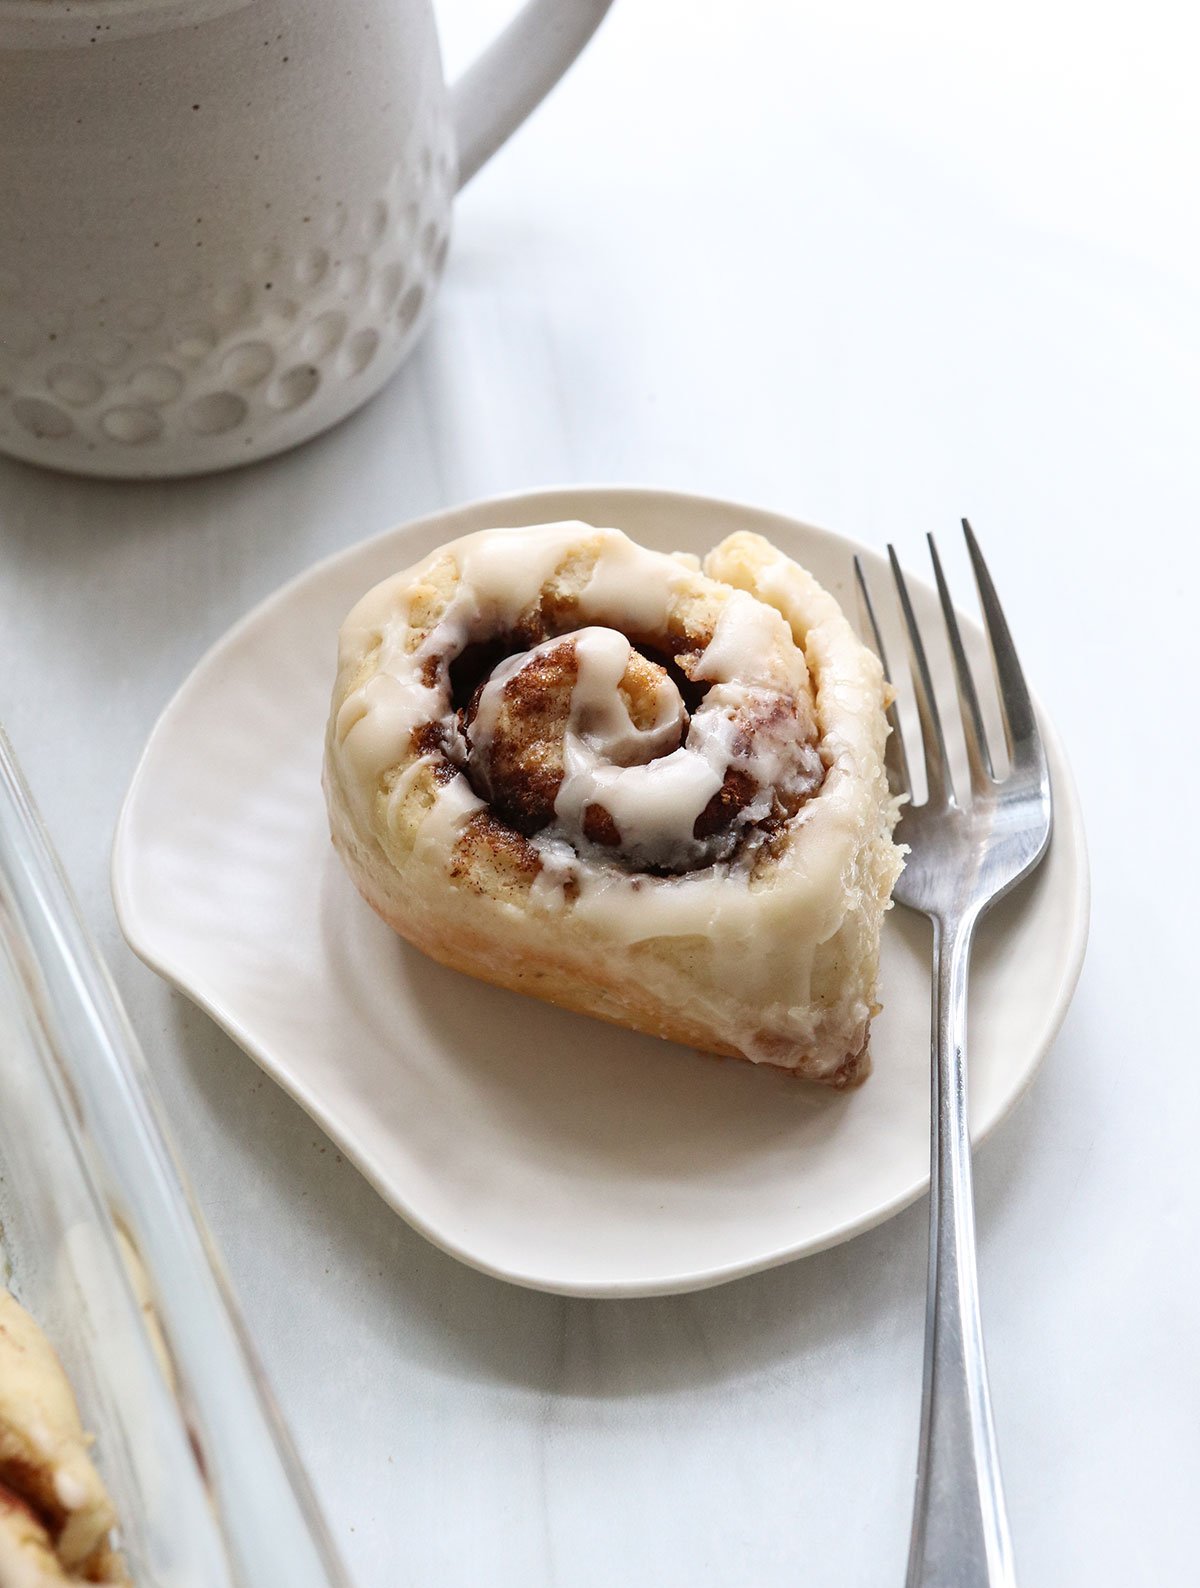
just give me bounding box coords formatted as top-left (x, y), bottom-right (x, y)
top-left (906, 904), bottom-right (1016, 1588)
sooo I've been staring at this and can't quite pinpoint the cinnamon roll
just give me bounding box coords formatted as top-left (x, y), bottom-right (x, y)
top-left (323, 522), bottom-right (903, 1087)
top-left (0, 1289), bottom-right (128, 1584)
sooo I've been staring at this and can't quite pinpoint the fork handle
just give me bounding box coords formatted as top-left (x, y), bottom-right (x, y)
top-left (905, 915), bottom-right (1017, 1588)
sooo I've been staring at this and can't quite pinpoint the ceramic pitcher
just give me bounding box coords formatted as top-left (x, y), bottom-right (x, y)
top-left (0, 0), bottom-right (612, 477)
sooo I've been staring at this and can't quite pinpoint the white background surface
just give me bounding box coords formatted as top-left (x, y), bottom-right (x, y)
top-left (2, 1), bottom-right (1196, 1582)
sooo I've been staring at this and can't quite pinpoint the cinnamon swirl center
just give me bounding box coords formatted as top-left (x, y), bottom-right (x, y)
top-left (456, 621), bottom-right (823, 872)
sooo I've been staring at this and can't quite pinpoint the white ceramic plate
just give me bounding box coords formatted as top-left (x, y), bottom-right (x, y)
top-left (112, 487), bottom-right (1089, 1297)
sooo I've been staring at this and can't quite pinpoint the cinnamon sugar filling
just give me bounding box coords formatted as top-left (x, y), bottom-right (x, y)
top-left (419, 614), bottom-right (825, 874)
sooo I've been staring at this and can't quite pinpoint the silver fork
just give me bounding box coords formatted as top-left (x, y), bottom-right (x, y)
top-left (855, 522), bottom-right (1052, 1588)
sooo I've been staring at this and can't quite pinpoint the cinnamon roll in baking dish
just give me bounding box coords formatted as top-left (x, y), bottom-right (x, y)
top-left (323, 522), bottom-right (903, 1087)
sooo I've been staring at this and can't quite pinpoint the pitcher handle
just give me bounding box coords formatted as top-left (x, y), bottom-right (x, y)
top-left (450, 0), bottom-right (615, 188)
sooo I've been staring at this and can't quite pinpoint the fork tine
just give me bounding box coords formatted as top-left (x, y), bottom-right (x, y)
top-left (854, 555), bottom-right (913, 799)
top-left (888, 545), bottom-right (954, 807)
top-left (961, 519), bottom-right (1043, 772)
top-left (927, 533), bottom-right (994, 791)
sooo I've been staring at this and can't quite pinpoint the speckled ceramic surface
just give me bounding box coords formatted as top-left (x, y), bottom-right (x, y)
top-left (0, 0), bottom-right (612, 477)
top-left (111, 487), bottom-right (1090, 1296)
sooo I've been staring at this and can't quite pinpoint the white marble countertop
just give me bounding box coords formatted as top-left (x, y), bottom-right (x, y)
top-left (3, 2), bottom-right (1196, 1582)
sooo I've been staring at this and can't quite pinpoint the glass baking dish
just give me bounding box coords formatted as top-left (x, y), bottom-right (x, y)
top-left (0, 726), bottom-right (351, 1588)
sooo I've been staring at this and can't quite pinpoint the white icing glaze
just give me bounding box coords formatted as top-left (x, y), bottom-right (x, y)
top-left (338, 671), bottom-right (436, 782)
top-left (573, 535), bottom-right (684, 631)
top-left (411, 768), bottom-right (484, 863)
top-left (553, 627), bottom-right (718, 858)
top-left (692, 588), bottom-right (799, 688)
top-left (336, 522), bottom-right (826, 875)
top-left (453, 524), bottom-right (579, 636)
top-left (339, 521), bottom-right (686, 776)
top-left (446, 520), bottom-right (685, 640)
top-left (466, 648), bottom-right (534, 764)
top-left (564, 627), bottom-right (681, 764)
top-left (559, 743), bottom-right (725, 857)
